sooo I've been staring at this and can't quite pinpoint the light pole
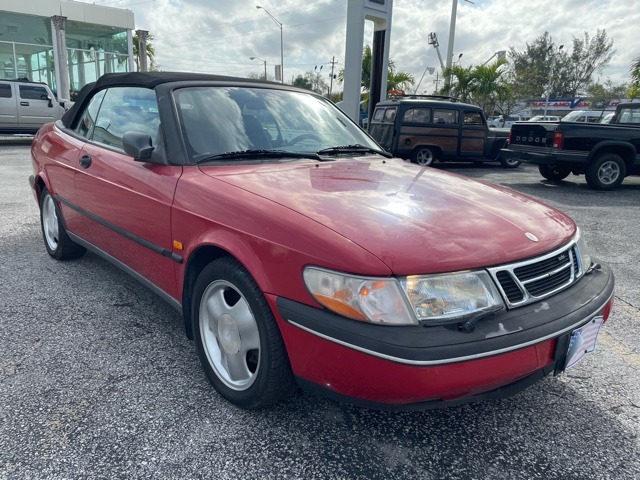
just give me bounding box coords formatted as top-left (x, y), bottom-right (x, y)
top-left (543, 44), bottom-right (564, 118)
top-left (250, 56), bottom-right (267, 80)
top-left (256, 6), bottom-right (283, 83)
top-left (453, 53), bottom-right (463, 66)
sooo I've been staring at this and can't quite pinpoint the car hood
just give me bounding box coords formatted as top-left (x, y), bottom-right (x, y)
top-left (200, 158), bottom-right (575, 275)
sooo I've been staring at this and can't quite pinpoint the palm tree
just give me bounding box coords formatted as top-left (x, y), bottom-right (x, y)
top-left (133, 33), bottom-right (157, 71)
top-left (442, 65), bottom-right (474, 101)
top-left (387, 71), bottom-right (415, 92)
top-left (469, 59), bottom-right (508, 114)
top-left (338, 45), bottom-right (414, 94)
top-left (629, 56), bottom-right (640, 99)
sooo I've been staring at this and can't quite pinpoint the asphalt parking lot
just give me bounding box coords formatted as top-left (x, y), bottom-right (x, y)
top-left (1, 138), bottom-right (639, 480)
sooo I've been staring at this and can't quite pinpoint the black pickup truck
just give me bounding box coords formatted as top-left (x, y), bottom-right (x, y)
top-left (501, 102), bottom-right (640, 190)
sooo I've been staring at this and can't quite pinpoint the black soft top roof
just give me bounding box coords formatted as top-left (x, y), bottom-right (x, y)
top-left (62, 71), bottom-right (279, 128)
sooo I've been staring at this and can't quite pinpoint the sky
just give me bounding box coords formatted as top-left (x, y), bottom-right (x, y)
top-left (85, 0), bottom-right (639, 94)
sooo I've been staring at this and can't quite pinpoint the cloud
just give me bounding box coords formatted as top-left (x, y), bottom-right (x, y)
top-left (102, 0), bottom-right (638, 88)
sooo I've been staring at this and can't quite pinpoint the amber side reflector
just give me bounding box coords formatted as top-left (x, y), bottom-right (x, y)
top-left (173, 240), bottom-right (184, 250)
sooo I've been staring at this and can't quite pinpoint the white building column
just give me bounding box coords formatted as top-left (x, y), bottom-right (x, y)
top-left (127, 30), bottom-right (135, 72)
top-left (51, 15), bottom-right (70, 102)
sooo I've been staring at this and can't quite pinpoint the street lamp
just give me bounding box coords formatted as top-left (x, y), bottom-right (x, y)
top-left (250, 56), bottom-right (267, 80)
top-left (453, 53), bottom-right (463, 66)
top-left (256, 6), bottom-right (283, 83)
top-left (543, 44), bottom-right (564, 118)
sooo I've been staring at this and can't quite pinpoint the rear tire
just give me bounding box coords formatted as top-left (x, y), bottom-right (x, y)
top-left (538, 165), bottom-right (571, 181)
top-left (585, 154), bottom-right (626, 191)
top-left (192, 257), bottom-right (296, 409)
top-left (40, 188), bottom-right (86, 260)
top-left (412, 147), bottom-right (436, 166)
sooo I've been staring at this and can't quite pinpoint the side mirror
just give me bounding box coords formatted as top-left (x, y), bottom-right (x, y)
top-left (123, 131), bottom-right (155, 161)
top-left (45, 95), bottom-right (53, 107)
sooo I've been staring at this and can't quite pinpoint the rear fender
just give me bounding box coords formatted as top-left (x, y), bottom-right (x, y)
top-left (588, 141), bottom-right (636, 169)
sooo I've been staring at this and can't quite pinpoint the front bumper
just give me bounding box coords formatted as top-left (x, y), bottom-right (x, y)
top-left (272, 261), bottom-right (614, 408)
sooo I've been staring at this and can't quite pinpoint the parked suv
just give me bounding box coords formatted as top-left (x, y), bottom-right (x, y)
top-left (368, 95), bottom-right (518, 168)
top-left (0, 78), bottom-right (67, 134)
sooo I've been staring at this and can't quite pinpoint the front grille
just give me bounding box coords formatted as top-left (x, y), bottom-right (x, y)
top-left (488, 244), bottom-right (583, 308)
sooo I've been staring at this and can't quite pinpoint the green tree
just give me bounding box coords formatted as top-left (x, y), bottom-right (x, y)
top-left (442, 65), bottom-right (474, 101)
top-left (586, 79), bottom-right (628, 112)
top-left (563, 30), bottom-right (615, 97)
top-left (469, 59), bottom-right (509, 115)
top-left (292, 75), bottom-right (312, 90)
top-left (337, 45), bottom-right (414, 94)
top-left (387, 70), bottom-right (415, 92)
top-left (629, 56), bottom-right (640, 99)
top-left (509, 30), bottom-right (614, 100)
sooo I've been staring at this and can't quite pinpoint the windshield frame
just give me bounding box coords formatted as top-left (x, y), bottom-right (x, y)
top-left (166, 83), bottom-right (383, 165)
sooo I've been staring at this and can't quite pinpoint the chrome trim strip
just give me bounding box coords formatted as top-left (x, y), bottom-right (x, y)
top-left (287, 293), bottom-right (612, 366)
top-left (521, 262), bottom-right (572, 286)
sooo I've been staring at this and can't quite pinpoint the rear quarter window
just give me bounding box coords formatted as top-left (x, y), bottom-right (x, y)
top-left (463, 111), bottom-right (483, 126)
top-left (433, 109), bottom-right (458, 125)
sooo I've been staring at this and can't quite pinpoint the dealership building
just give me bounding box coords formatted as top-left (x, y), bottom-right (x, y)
top-left (0, 0), bottom-right (136, 101)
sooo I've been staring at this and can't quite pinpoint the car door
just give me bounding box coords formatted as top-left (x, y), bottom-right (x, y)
top-left (17, 84), bottom-right (55, 127)
top-left (459, 110), bottom-right (486, 159)
top-left (73, 86), bottom-right (183, 298)
top-left (431, 108), bottom-right (460, 158)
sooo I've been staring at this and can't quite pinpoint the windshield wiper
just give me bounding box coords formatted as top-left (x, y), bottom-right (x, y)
top-left (196, 149), bottom-right (323, 164)
top-left (316, 144), bottom-right (393, 158)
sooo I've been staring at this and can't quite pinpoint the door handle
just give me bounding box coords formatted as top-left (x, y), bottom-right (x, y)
top-left (79, 155), bottom-right (92, 168)
top-left (20, 101), bottom-right (29, 106)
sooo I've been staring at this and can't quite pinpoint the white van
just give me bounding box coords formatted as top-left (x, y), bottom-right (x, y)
top-left (488, 115), bottom-right (530, 129)
top-left (0, 79), bottom-right (66, 134)
top-left (560, 110), bottom-right (604, 123)
top-left (528, 115), bottom-right (561, 122)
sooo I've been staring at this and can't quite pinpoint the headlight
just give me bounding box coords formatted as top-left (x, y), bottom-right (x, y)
top-left (575, 228), bottom-right (592, 274)
top-left (400, 271), bottom-right (505, 324)
top-left (303, 267), bottom-right (417, 325)
top-left (303, 267), bottom-right (505, 326)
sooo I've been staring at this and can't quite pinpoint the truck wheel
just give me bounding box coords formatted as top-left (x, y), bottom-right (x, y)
top-left (538, 165), bottom-right (571, 181)
top-left (585, 154), bottom-right (626, 191)
top-left (499, 156), bottom-right (520, 169)
top-left (412, 147), bottom-right (436, 166)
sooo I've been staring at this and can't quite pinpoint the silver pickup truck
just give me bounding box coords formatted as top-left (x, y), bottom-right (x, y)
top-left (0, 79), bottom-right (67, 135)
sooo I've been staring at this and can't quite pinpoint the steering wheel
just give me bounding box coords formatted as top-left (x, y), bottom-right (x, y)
top-left (286, 133), bottom-right (322, 146)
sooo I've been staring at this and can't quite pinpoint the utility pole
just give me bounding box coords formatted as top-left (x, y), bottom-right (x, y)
top-left (328, 56), bottom-right (338, 97)
top-left (433, 71), bottom-right (440, 93)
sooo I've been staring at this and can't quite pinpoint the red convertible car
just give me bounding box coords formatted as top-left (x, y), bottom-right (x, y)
top-left (30, 72), bottom-right (614, 410)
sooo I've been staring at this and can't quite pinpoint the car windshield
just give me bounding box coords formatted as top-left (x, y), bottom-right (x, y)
top-left (174, 86), bottom-right (381, 163)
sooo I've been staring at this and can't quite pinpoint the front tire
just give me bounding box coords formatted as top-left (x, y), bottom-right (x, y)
top-left (499, 156), bottom-right (521, 169)
top-left (538, 165), bottom-right (571, 181)
top-left (192, 257), bottom-right (296, 409)
top-left (585, 154), bottom-right (626, 191)
top-left (412, 147), bottom-right (436, 166)
top-left (40, 188), bottom-right (86, 260)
